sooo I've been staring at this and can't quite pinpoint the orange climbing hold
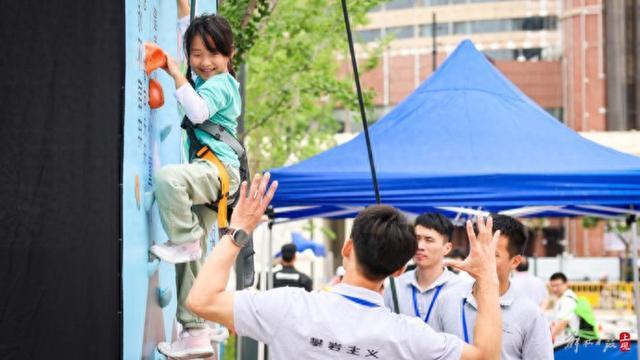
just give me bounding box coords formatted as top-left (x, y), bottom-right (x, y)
top-left (144, 42), bottom-right (167, 75)
top-left (148, 79), bottom-right (165, 109)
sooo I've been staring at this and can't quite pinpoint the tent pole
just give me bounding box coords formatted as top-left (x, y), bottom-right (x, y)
top-left (268, 221), bottom-right (274, 290)
top-left (631, 219), bottom-right (640, 358)
top-left (339, 0), bottom-right (381, 204)
top-left (340, 0), bottom-right (400, 313)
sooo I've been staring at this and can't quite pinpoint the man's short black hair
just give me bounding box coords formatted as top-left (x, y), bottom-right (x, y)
top-left (550, 272), bottom-right (568, 283)
top-left (449, 248), bottom-right (466, 260)
top-left (414, 213), bottom-right (454, 242)
top-left (281, 243), bottom-right (297, 262)
top-left (490, 214), bottom-right (527, 258)
top-left (516, 257), bottom-right (529, 272)
top-left (350, 205), bottom-right (417, 281)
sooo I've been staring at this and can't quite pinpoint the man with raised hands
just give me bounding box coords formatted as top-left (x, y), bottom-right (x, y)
top-left (187, 172), bottom-right (502, 359)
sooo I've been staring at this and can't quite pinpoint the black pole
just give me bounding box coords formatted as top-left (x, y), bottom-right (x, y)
top-left (432, 12), bottom-right (437, 71)
top-left (340, 0), bottom-right (381, 204)
top-left (340, 0), bottom-right (401, 314)
top-left (190, 0), bottom-right (196, 24)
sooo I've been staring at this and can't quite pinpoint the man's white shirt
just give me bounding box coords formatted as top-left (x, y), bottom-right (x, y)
top-left (553, 289), bottom-right (581, 344)
top-left (431, 281), bottom-right (553, 360)
top-left (234, 283), bottom-right (464, 359)
top-left (510, 271), bottom-right (549, 307)
top-left (383, 268), bottom-right (468, 328)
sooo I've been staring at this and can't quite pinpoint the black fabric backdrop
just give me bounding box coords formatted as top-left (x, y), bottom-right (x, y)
top-left (0, 1), bottom-right (123, 358)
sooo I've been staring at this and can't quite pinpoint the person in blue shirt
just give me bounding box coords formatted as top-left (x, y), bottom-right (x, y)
top-left (151, 10), bottom-right (242, 359)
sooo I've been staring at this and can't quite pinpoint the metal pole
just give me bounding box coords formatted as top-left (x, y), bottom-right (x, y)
top-left (267, 221), bottom-right (274, 290)
top-left (340, 0), bottom-right (400, 313)
top-left (340, 0), bottom-right (381, 204)
top-left (432, 13), bottom-right (437, 71)
top-left (631, 220), bottom-right (640, 356)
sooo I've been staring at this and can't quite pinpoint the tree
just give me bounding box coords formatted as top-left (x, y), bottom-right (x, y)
top-left (220, 0), bottom-right (384, 171)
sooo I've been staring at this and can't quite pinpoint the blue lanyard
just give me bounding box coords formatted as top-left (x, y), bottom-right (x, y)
top-left (411, 284), bottom-right (444, 323)
top-left (336, 293), bottom-right (381, 308)
top-left (461, 298), bottom-right (470, 344)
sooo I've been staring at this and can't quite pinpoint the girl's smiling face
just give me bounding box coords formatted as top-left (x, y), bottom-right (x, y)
top-left (189, 34), bottom-right (230, 80)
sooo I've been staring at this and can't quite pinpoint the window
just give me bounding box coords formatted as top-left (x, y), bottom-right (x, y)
top-left (387, 26), bottom-right (415, 39)
top-left (420, 23), bottom-right (450, 37)
top-left (483, 49), bottom-right (515, 60)
top-left (423, 0), bottom-right (450, 6)
top-left (520, 16), bottom-right (558, 31)
top-left (483, 48), bottom-right (545, 61)
top-left (453, 21), bottom-right (470, 35)
top-left (355, 29), bottom-right (382, 43)
top-left (470, 19), bottom-right (510, 33)
top-left (545, 108), bottom-right (563, 122)
top-left (521, 48), bottom-right (543, 60)
top-left (386, 0), bottom-right (416, 10)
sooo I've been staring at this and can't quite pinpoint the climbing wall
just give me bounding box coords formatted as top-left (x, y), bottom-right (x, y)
top-left (122, 1), bottom-right (217, 358)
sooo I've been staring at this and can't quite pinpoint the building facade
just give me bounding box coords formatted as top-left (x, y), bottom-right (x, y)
top-left (347, 0), bottom-right (639, 257)
top-left (351, 0), bottom-right (562, 127)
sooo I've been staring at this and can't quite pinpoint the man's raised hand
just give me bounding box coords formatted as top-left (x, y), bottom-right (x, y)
top-left (445, 216), bottom-right (500, 281)
top-left (229, 172), bottom-right (278, 234)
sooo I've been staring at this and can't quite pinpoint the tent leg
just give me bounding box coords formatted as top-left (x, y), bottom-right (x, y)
top-left (268, 224), bottom-right (274, 290)
top-left (632, 221), bottom-right (640, 359)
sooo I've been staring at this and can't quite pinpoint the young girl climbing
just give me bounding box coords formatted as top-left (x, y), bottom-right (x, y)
top-left (151, 10), bottom-right (241, 359)
top-left (151, 14), bottom-right (240, 263)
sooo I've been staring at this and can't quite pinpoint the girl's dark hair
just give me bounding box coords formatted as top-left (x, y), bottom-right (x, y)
top-left (184, 14), bottom-right (236, 82)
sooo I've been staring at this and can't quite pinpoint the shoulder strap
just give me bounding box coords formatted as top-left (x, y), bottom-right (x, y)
top-left (196, 121), bottom-right (246, 159)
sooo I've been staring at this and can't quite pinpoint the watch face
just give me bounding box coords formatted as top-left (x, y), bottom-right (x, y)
top-left (233, 229), bottom-right (250, 247)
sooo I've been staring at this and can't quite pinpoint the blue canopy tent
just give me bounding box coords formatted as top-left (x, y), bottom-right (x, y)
top-left (274, 232), bottom-right (327, 258)
top-left (270, 40), bottom-right (640, 221)
top-left (269, 40), bottom-right (640, 353)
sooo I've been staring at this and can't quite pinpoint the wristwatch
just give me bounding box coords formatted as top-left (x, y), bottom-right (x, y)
top-left (227, 227), bottom-right (250, 248)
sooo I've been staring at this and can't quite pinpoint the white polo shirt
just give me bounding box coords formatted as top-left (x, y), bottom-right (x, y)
top-left (431, 281), bottom-right (553, 360)
top-left (510, 272), bottom-right (549, 307)
top-left (383, 268), bottom-right (468, 327)
top-left (553, 289), bottom-right (580, 345)
top-left (234, 283), bottom-right (464, 359)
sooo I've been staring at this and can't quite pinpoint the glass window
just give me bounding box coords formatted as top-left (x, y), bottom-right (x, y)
top-left (522, 48), bottom-right (542, 60)
top-left (544, 16), bottom-right (558, 30)
top-left (483, 49), bottom-right (515, 60)
top-left (387, 25), bottom-right (415, 39)
top-left (386, 0), bottom-right (415, 10)
top-left (522, 16), bottom-right (544, 31)
top-left (453, 21), bottom-right (470, 35)
top-left (521, 16), bottom-right (558, 31)
top-left (355, 29), bottom-right (382, 43)
top-left (545, 108), bottom-right (563, 122)
top-left (511, 18), bottom-right (525, 31)
top-left (423, 0), bottom-right (450, 6)
top-left (420, 23), bottom-right (450, 37)
top-left (470, 19), bottom-right (510, 33)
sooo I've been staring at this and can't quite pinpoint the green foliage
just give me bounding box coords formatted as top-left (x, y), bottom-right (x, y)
top-left (222, 335), bottom-right (236, 360)
top-left (581, 216), bottom-right (599, 229)
top-left (220, 0), bottom-right (384, 171)
top-left (302, 219), bottom-right (337, 241)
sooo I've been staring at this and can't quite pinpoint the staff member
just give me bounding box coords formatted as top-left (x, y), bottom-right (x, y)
top-left (383, 213), bottom-right (466, 326)
top-left (273, 243), bottom-right (313, 291)
top-left (432, 215), bottom-right (553, 360)
top-left (549, 272), bottom-right (581, 344)
top-left (187, 173), bottom-right (503, 359)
